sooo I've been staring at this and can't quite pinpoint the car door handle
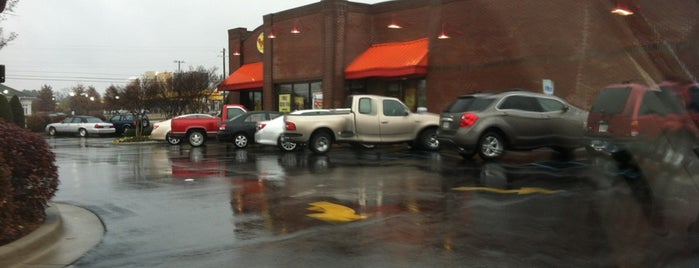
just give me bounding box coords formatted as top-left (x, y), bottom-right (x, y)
top-left (381, 121), bottom-right (389, 124)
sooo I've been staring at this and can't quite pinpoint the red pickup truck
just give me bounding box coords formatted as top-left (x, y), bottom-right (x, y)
top-left (170, 104), bottom-right (247, 147)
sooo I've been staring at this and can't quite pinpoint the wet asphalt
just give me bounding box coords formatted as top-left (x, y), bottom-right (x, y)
top-left (46, 136), bottom-right (699, 267)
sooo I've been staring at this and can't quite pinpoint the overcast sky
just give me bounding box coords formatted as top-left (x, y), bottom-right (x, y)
top-left (0, 0), bottom-right (383, 94)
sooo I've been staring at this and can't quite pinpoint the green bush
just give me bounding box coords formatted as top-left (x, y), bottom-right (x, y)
top-left (26, 113), bottom-right (51, 133)
top-left (0, 119), bottom-right (59, 243)
top-left (10, 95), bottom-right (25, 128)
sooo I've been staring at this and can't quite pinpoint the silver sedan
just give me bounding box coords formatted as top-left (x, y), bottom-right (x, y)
top-left (45, 115), bottom-right (115, 137)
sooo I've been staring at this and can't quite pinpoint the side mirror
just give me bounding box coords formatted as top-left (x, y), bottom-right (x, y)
top-left (417, 107), bottom-right (428, 113)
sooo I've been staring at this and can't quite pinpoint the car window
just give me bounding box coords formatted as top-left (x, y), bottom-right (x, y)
top-left (538, 98), bottom-right (567, 112)
top-left (443, 97), bottom-right (493, 113)
top-left (358, 98), bottom-right (372, 114)
top-left (590, 88), bottom-right (631, 114)
top-left (639, 91), bottom-right (683, 115)
top-left (382, 99), bottom-right (407, 116)
top-left (245, 113), bottom-right (266, 123)
top-left (85, 117), bottom-right (103, 123)
top-left (62, 118), bottom-right (72, 123)
top-left (498, 95), bottom-right (542, 112)
top-left (227, 107), bottom-right (245, 118)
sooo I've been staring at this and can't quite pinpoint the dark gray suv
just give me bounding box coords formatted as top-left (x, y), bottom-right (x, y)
top-left (437, 90), bottom-right (588, 160)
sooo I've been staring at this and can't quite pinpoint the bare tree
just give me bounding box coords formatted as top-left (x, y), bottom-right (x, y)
top-left (172, 66), bottom-right (219, 114)
top-left (0, 0), bottom-right (18, 50)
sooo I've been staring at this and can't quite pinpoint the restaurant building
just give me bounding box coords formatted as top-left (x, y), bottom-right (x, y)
top-left (218, 0), bottom-right (699, 112)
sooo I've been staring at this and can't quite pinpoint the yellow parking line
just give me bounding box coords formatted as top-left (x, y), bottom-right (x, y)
top-left (307, 201), bottom-right (367, 223)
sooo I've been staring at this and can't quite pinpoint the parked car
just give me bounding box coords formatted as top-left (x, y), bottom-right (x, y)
top-left (108, 113), bottom-right (151, 136)
top-left (437, 90), bottom-right (588, 160)
top-left (255, 109), bottom-right (331, 151)
top-left (151, 114), bottom-right (218, 145)
top-left (217, 111), bottom-right (283, 148)
top-left (282, 95), bottom-right (440, 154)
top-left (170, 104), bottom-right (248, 147)
top-left (45, 115), bottom-right (116, 137)
top-left (586, 82), bottom-right (699, 157)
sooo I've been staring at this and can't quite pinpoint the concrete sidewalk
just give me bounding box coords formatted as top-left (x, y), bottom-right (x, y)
top-left (0, 203), bottom-right (104, 268)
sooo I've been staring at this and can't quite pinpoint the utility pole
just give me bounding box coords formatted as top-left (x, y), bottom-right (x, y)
top-left (173, 60), bottom-right (185, 72)
top-left (220, 48), bottom-right (226, 79)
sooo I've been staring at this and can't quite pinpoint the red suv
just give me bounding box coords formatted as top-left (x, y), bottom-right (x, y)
top-left (586, 82), bottom-right (698, 154)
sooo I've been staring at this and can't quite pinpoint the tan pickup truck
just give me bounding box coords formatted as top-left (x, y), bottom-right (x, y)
top-left (282, 94), bottom-right (440, 154)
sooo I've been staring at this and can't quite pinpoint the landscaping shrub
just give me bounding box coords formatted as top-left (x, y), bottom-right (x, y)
top-left (9, 95), bottom-right (25, 128)
top-left (26, 113), bottom-right (51, 133)
top-left (0, 119), bottom-right (59, 243)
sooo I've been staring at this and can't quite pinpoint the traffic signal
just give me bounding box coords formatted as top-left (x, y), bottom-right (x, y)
top-left (0, 65), bottom-right (4, 83)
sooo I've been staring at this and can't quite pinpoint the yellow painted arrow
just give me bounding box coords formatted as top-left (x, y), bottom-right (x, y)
top-left (452, 186), bottom-right (564, 195)
top-left (307, 201), bottom-right (367, 223)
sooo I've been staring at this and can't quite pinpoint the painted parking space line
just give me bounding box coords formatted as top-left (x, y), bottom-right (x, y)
top-left (307, 201), bottom-right (367, 223)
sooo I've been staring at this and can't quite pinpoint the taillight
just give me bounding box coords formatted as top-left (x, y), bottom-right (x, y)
top-left (630, 120), bottom-right (639, 137)
top-left (218, 124), bottom-right (227, 131)
top-left (460, 113), bottom-right (479, 128)
top-left (285, 122), bottom-right (297, 131)
top-left (94, 124), bottom-right (104, 129)
top-left (257, 123), bottom-right (266, 130)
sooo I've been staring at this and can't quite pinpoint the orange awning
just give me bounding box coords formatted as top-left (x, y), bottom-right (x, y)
top-left (345, 38), bottom-right (428, 79)
top-left (218, 62), bottom-right (263, 91)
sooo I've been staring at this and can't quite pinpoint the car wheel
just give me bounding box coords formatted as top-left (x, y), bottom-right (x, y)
top-left (234, 133), bottom-right (249, 148)
top-left (188, 130), bottom-right (206, 147)
top-left (478, 131), bottom-right (505, 161)
top-left (122, 125), bottom-right (132, 135)
top-left (416, 128), bottom-right (439, 151)
top-left (166, 132), bottom-right (181, 145)
top-left (78, 128), bottom-right (88, 137)
top-left (309, 131), bottom-right (332, 154)
top-left (48, 127), bottom-right (57, 136)
top-left (278, 137), bottom-right (298, 151)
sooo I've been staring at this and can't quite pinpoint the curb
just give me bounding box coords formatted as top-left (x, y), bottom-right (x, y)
top-left (0, 204), bottom-right (64, 267)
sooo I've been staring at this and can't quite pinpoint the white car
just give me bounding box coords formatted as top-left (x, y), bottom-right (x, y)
top-left (151, 114), bottom-right (216, 145)
top-left (45, 115), bottom-right (115, 137)
top-left (255, 109), bottom-right (330, 151)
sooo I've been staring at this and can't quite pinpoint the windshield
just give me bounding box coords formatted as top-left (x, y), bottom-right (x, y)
top-left (444, 96), bottom-right (494, 113)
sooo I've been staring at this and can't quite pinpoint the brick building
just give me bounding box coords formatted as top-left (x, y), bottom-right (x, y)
top-left (219, 0), bottom-right (699, 112)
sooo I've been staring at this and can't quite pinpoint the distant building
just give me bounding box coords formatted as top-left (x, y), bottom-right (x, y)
top-left (0, 84), bottom-right (36, 115)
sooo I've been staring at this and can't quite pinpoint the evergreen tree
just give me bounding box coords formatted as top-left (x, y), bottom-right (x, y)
top-left (0, 94), bottom-right (12, 123)
top-left (9, 95), bottom-right (24, 127)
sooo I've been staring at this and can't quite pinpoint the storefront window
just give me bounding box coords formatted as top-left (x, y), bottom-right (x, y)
top-left (240, 90), bottom-right (263, 111)
top-left (276, 81), bottom-right (322, 111)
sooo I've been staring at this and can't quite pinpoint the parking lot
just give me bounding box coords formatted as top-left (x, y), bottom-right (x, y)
top-left (47, 136), bottom-right (699, 267)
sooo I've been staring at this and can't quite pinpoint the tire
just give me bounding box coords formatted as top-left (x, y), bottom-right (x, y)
top-left (477, 131), bottom-right (505, 161)
top-left (48, 127), bottom-right (57, 136)
top-left (166, 132), bottom-right (181, 145)
top-left (234, 133), bottom-right (249, 148)
top-left (78, 128), bottom-right (88, 137)
top-left (188, 130), bottom-right (206, 147)
top-left (278, 137), bottom-right (298, 152)
top-left (122, 125), bottom-right (132, 135)
top-left (416, 128), bottom-right (439, 151)
top-left (309, 131), bottom-right (332, 154)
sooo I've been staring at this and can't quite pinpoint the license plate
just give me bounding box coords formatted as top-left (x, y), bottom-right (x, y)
top-left (598, 124), bottom-right (608, 132)
top-left (442, 122), bottom-right (451, 129)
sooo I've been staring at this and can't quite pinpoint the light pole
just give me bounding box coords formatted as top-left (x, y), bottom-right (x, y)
top-left (173, 60), bottom-right (185, 72)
